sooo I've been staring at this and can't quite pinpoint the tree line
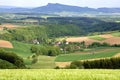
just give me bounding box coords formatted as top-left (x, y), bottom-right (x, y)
top-left (57, 57), bottom-right (120, 69)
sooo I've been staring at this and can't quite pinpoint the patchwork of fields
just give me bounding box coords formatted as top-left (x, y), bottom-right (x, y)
top-left (66, 32), bottom-right (120, 45)
top-left (55, 48), bottom-right (120, 67)
top-left (0, 30), bottom-right (120, 68)
top-left (56, 48), bottom-right (120, 62)
top-left (0, 40), bottom-right (119, 68)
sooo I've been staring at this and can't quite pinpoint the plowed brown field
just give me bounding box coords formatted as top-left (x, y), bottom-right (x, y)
top-left (99, 34), bottom-right (113, 39)
top-left (55, 62), bottom-right (71, 67)
top-left (0, 23), bottom-right (21, 29)
top-left (0, 40), bottom-right (13, 48)
top-left (104, 37), bottom-right (120, 45)
top-left (66, 37), bottom-right (101, 45)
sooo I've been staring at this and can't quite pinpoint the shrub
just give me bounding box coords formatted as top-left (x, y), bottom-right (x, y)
top-left (32, 57), bottom-right (38, 64)
top-left (83, 57), bottom-right (120, 69)
top-left (0, 59), bottom-right (17, 69)
top-left (55, 66), bottom-right (60, 69)
top-left (0, 49), bottom-right (26, 68)
top-left (71, 61), bottom-right (84, 69)
top-left (65, 61), bottom-right (84, 69)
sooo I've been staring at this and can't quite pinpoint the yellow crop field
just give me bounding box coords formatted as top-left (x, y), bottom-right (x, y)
top-left (0, 69), bottom-right (120, 80)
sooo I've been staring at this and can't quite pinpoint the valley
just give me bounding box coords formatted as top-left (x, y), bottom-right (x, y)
top-left (0, 14), bottom-right (120, 69)
top-left (0, 2), bottom-right (120, 80)
top-left (0, 3), bottom-right (120, 69)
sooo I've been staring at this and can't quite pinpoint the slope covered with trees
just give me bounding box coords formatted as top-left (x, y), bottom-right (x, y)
top-left (0, 17), bottom-right (120, 43)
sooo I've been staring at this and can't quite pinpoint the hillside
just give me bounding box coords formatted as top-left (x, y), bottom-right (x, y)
top-left (33, 3), bottom-right (96, 13)
top-left (0, 17), bottom-right (120, 43)
top-left (66, 32), bottom-right (120, 45)
top-left (0, 14), bottom-right (120, 69)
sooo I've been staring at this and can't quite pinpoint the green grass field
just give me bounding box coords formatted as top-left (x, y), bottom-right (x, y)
top-left (89, 35), bottom-right (106, 41)
top-left (4, 41), bottom-right (34, 67)
top-left (112, 32), bottom-right (120, 37)
top-left (28, 55), bottom-right (56, 69)
top-left (55, 48), bottom-right (120, 62)
top-left (0, 69), bottom-right (120, 80)
top-left (5, 41), bottom-right (33, 58)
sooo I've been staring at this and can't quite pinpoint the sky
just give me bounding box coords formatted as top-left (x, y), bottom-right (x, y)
top-left (0, 0), bottom-right (120, 8)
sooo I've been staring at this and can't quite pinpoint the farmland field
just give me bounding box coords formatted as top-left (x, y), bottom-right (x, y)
top-left (0, 40), bottom-right (13, 48)
top-left (55, 48), bottom-right (120, 62)
top-left (0, 69), bottom-right (120, 80)
top-left (112, 32), bottom-right (120, 37)
top-left (89, 35), bottom-right (106, 41)
top-left (28, 55), bottom-right (56, 69)
top-left (66, 33), bottom-right (120, 45)
top-left (5, 41), bottom-right (33, 57)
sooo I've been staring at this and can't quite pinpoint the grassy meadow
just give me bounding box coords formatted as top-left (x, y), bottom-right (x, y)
top-left (5, 41), bottom-right (33, 58)
top-left (0, 69), bottom-right (120, 80)
top-left (112, 32), bottom-right (120, 37)
top-left (28, 55), bottom-right (56, 69)
top-left (89, 35), bottom-right (106, 41)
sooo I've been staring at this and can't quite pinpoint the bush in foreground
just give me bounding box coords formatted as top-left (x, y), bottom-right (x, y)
top-left (0, 59), bottom-right (17, 69)
top-left (0, 49), bottom-right (26, 69)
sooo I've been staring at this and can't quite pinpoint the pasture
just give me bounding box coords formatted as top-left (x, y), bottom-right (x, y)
top-left (112, 32), bottom-right (120, 37)
top-left (0, 69), bottom-right (120, 80)
top-left (89, 35), bottom-right (106, 41)
top-left (29, 55), bottom-right (56, 69)
top-left (5, 41), bottom-right (32, 57)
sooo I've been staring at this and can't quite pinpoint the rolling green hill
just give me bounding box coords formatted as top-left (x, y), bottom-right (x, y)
top-left (4, 41), bottom-right (56, 69)
top-left (5, 41), bottom-right (33, 58)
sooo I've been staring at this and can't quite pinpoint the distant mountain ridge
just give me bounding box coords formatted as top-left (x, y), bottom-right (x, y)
top-left (33, 3), bottom-right (96, 12)
top-left (0, 3), bottom-right (120, 13)
top-left (0, 5), bottom-right (17, 9)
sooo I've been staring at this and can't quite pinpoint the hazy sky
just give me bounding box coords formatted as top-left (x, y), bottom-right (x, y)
top-left (0, 0), bottom-right (120, 8)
